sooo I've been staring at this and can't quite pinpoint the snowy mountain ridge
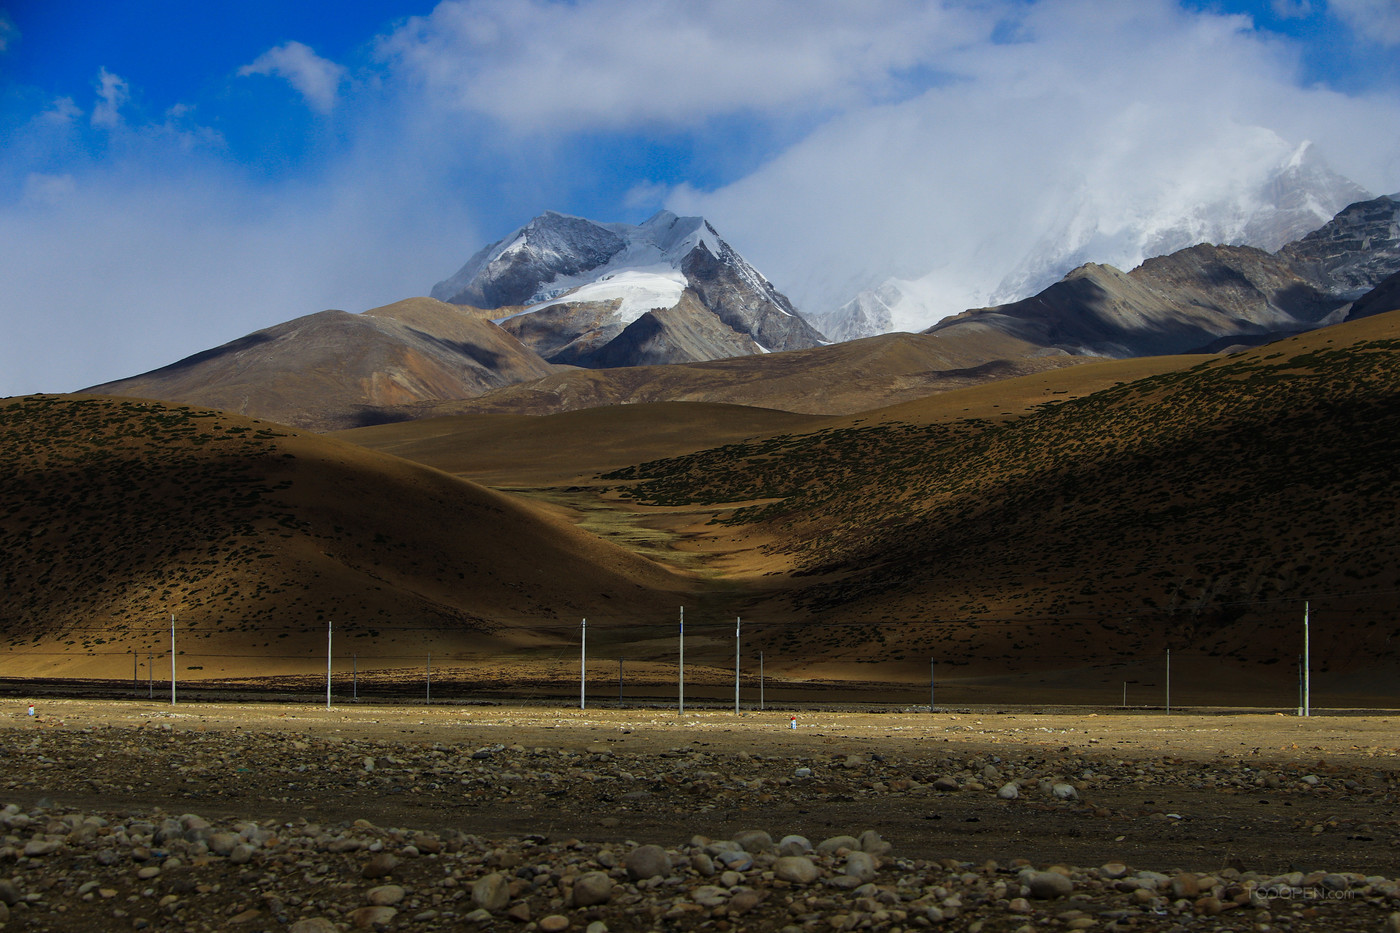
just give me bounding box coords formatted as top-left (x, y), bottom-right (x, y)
top-left (431, 209), bottom-right (823, 367)
top-left (813, 141), bottom-right (1374, 341)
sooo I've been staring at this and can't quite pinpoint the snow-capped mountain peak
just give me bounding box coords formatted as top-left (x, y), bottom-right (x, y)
top-left (430, 210), bottom-right (824, 368)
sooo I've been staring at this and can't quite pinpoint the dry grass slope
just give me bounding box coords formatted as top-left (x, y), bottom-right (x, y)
top-left (0, 395), bottom-right (689, 679)
top-left (597, 312), bottom-right (1400, 693)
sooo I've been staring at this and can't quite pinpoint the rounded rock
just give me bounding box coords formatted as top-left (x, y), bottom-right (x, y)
top-left (626, 844), bottom-right (671, 880)
top-left (997, 782), bottom-right (1020, 800)
top-left (362, 852), bottom-right (400, 879)
top-left (778, 834), bottom-right (812, 856)
top-left (348, 906), bottom-right (397, 929)
top-left (289, 920), bottom-right (339, 933)
top-left (572, 871), bottom-right (614, 907)
top-left (366, 884), bottom-right (406, 907)
top-left (816, 835), bottom-right (860, 856)
top-left (844, 851), bottom-right (878, 882)
top-left (774, 855), bottom-right (821, 885)
top-left (472, 872), bottom-right (510, 911)
top-left (733, 829), bottom-right (775, 853)
top-left (1026, 870), bottom-right (1074, 899)
top-left (539, 915), bottom-right (570, 933)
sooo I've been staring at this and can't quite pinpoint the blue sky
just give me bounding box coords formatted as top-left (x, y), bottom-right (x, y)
top-left (2, 0), bottom-right (1399, 396)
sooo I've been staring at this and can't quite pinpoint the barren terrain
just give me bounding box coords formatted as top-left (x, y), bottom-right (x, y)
top-left (3, 701), bottom-right (1400, 931)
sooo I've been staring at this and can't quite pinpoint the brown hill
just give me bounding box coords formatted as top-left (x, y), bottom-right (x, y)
top-left (400, 325), bottom-right (1090, 419)
top-left (567, 311), bottom-right (1400, 697)
top-left (17, 308), bottom-right (1400, 703)
top-left (930, 245), bottom-right (1345, 358)
top-left (84, 298), bottom-right (558, 431)
top-left (0, 394), bottom-right (690, 679)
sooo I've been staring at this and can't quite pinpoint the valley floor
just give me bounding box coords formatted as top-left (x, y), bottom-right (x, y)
top-left (2, 702), bottom-right (1399, 930)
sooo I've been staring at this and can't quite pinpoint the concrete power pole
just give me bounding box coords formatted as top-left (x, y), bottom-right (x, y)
top-left (1303, 601), bottom-right (1311, 717)
top-left (735, 617), bottom-right (741, 715)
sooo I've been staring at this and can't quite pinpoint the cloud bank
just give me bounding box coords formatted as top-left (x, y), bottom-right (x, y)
top-left (2, 0), bottom-right (1399, 396)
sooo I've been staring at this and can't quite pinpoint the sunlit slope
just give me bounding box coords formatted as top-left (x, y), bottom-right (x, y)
top-left (411, 327), bottom-right (1088, 419)
top-left (603, 310), bottom-right (1400, 674)
top-left (336, 402), bottom-right (835, 486)
top-left (0, 395), bottom-right (690, 678)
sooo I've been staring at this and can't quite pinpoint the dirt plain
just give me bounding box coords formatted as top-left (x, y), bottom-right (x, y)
top-left (3, 698), bottom-right (1400, 931)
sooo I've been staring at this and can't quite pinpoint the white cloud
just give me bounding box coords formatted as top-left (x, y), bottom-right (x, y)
top-left (1271, 0), bottom-right (1313, 17)
top-left (667, 0), bottom-right (1400, 322)
top-left (40, 97), bottom-right (82, 126)
top-left (377, 0), bottom-right (986, 133)
top-left (21, 173), bottom-right (76, 206)
top-left (5, 0), bottom-right (1400, 398)
top-left (1330, 0), bottom-right (1400, 45)
top-left (238, 41), bottom-right (346, 113)
top-left (0, 12), bottom-right (16, 54)
top-left (91, 68), bottom-right (130, 129)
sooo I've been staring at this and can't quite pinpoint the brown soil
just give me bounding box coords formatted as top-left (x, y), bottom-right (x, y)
top-left (7, 700), bottom-right (1400, 877)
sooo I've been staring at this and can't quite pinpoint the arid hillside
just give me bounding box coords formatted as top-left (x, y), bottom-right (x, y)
top-left (340, 312), bottom-right (1400, 703)
top-left (10, 310), bottom-right (1400, 704)
top-left (590, 311), bottom-right (1400, 697)
top-left (0, 395), bottom-right (690, 679)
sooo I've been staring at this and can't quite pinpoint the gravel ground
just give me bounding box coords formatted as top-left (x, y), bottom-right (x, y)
top-left (2, 700), bottom-right (1400, 931)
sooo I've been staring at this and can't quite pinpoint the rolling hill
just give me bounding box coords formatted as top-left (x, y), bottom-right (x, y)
top-left (341, 310), bottom-right (1400, 701)
top-left (0, 394), bottom-right (690, 679)
top-left (84, 298), bottom-right (559, 431)
top-left (13, 304), bottom-right (1400, 703)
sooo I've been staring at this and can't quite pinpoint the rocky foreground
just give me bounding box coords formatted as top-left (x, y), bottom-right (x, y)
top-left (4, 704), bottom-right (1400, 930)
top-left (3, 801), bottom-right (1400, 933)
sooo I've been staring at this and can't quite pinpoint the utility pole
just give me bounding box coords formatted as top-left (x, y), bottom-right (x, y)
top-left (353, 654), bottom-right (358, 701)
top-left (326, 619), bottom-right (333, 710)
top-left (133, 648), bottom-right (138, 698)
top-left (1165, 648), bottom-right (1170, 715)
top-left (1303, 601), bottom-right (1311, 717)
top-left (734, 617), bottom-right (741, 715)
top-left (618, 658), bottom-right (623, 708)
top-left (760, 651), bottom-right (765, 710)
top-left (580, 618), bottom-right (587, 711)
top-left (426, 652), bottom-right (431, 705)
top-left (929, 656), bottom-right (936, 712)
top-left (678, 606), bottom-right (685, 715)
top-left (170, 614), bottom-right (176, 706)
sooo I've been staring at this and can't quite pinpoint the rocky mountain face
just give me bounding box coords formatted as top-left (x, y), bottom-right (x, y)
top-left (431, 210), bottom-right (826, 367)
top-left (1347, 269), bottom-right (1400, 322)
top-left (926, 196), bottom-right (1400, 359)
top-left (826, 142), bottom-right (1374, 341)
top-left (85, 298), bottom-right (557, 431)
top-left (1279, 195), bottom-right (1400, 298)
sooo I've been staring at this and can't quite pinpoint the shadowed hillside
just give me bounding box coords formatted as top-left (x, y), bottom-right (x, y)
top-left (594, 311), bottom-right (1400, 689)
top-left (0, 395), bottom-right (690, 678)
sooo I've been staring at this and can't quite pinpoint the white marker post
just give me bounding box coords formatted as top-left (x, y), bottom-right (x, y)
top-left (580, 618), bottom-right (587, 711)
top-left (760, 651), bottom-right (765, 711)
top-left (734, 617), bottom-right (741, 715)
top-left (1165, 648), bottom-right (1170, 715)
top-left (678, 607), bottom-right (685, 715)
top-left (326, 619), bottom-right (333, 710)
top-left (1303, 601), bottom-right (1311, 718)
top-left (170, 614), bottom-right (176, 706)
top-left (929, 656), bottom-right (936, 713)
